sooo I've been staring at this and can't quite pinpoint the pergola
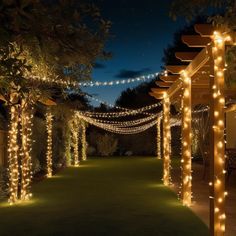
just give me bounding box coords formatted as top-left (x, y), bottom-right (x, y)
top-left (150, 24), bottom-right (236, 236)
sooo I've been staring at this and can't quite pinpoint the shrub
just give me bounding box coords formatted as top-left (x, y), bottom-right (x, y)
top-left (0, 167), bottom-right (8, 199)
top-left (96, 133), bottom-right (118, 157)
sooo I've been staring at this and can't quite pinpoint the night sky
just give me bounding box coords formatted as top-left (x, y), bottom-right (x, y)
top-left (83, 0), bottom-right (185, 106)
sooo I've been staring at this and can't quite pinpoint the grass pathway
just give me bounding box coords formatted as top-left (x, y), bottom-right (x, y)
top-left (0, 157), bottom-right (209, 236)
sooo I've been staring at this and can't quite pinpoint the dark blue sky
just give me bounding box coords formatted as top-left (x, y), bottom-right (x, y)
top-left (83, 0), bottom-right (185, 106)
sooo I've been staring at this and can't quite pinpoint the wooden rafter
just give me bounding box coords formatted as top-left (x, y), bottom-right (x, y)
top-left (194, 24), bottom-right (214, 37)
top-left (156, 81), bottom-right (171, 88)
top-left (165, 65), bottom-right (187, 74)
top-left (182, 35), bottom-right (211, 47)
top-left (160, 75), bottom-right (179, 83)
top-left (151, 88), bottom-right (167, 94)
top-left (149, 92), bottom-right (163, 100)
top-left (185, 47), bottom-right (210, 77)
top-left (175, 52), bottom-right (199, 62)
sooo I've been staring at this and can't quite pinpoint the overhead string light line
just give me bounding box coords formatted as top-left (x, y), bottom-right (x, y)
top-left (77, 102), bottom-right (163, 118)
top-left (83, 94), bottom-right (157, 116)
top-left (78, 73), bottom-right (159, 87)
top-left (75, 112), bottom-right (160, 135)
top-left (30, 72), bottom-right (160, 89)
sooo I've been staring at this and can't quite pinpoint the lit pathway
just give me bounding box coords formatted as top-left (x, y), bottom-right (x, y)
top-left (0, 157), bottom-right (209, 236)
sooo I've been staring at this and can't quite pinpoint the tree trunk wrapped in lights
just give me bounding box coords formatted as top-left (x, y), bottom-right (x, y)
top-left (8, 105), bottom-right (20, 204)
top-left (46, 111), bottom-right (53, 177)
top-left (81, 120), bottom-right (87, 161)
top-left (20, 101), bottom-right (34, 200)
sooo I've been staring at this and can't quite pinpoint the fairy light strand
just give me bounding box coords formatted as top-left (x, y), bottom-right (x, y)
top-left (84, 94), bottom-right (156, 116)
top-left (77, 102), bottom-right (162, 118)
top-left (30, 72), bottom-right (159, 88)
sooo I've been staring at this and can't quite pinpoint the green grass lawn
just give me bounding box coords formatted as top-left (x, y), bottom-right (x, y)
top-left (0, 157), bottom-right (209, 236)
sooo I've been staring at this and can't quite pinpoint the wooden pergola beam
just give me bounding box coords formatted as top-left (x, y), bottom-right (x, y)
top-left (194, 24), bottom-right (214, 37)
top-left (156, 81), bottom-right (171, 88)
top-left (185, 47), bottom-right (210, 77)
top-left (151, 88), bottom-right (168, 94)
top-left (182, 35), bottom-right (211, 47)
top-left (192, 96), bottom-right (210, 105)
top-left (175, 52), bottom-right (199, 62)
top-left (192, 84), bottom-right (210, 89)
top-left (160, 75), bottom-right (179, 83)
top-left (161, 47), bottom-right (210, 99)
top-left (149, 92), bottom-right (163, 100)
top-left (165, 65), bottom-right (187, 74)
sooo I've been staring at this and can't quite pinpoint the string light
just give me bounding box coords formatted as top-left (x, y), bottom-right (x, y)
top-left (30, 72), bottom-right (159, 88)
top-left (83, 114), bottom-right (158, 126)
top-left (78, 73), bottom-right (159, 87)
top-left (46, 111), bottom-right (53, 177)
top-left (77, 102), bottom-right (162, 118)
top-left (84, 94), bottom-right (156, 116)
top-left (76, 112), bottom-right (159, 135)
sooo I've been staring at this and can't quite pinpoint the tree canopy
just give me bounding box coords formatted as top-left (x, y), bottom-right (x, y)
top-left (0, 0), bottom-right (111, 104)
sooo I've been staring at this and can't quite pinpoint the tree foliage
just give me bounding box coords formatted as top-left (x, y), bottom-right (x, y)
top-left (0, 0), bottom-right (111, 82)
top-left (170, 0), bottom-right (229, 21)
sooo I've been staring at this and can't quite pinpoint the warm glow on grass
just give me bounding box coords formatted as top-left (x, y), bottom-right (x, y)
top-left (0, 199), bottom-right (38, 208)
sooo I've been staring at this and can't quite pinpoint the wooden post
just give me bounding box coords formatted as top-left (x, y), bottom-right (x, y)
top-left (209, 31), bottom-right (226, 236)
top-left (163, 95), bottom-right (171, 186)
top-left (157, 116), bottom-right (161, 159)
top-left (181, 72), bottom-right (192, 206)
